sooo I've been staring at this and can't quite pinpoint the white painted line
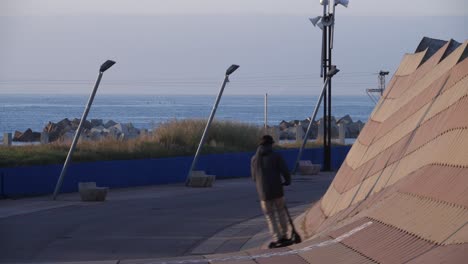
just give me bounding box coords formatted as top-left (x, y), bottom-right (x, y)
top-left (152, 221), bottom-right (373, 264)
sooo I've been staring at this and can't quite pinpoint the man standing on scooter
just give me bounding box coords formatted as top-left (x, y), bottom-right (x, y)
top-left (251, 135), bottom-right (293, 248)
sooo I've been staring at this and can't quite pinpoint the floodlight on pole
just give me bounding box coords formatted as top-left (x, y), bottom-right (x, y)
top-left (52, 60), bottom-right (116, 200)
top-left (310, 16), bottom-right (322, 27)
top-left (329, 0), bottom-right (349, 14)
top-left (335, 0), bottom-right (349, 7)
top-left (310, 16), bottom-right (325, 76)
top-left (309, 0), bottom-right (348, 171)
top-left (320, 0), bottom-right (329, 5)
top-left (185, 64), bottom-right (239, 186)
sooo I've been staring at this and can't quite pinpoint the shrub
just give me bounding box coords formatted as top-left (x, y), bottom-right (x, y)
top-left (0, 119), bottom-right (264, 167)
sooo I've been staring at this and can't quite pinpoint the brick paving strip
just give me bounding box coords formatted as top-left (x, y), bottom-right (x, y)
top-left (148, 221), bottom-right (374, 264)
top-left (191, 204), bottom-right (310, 255)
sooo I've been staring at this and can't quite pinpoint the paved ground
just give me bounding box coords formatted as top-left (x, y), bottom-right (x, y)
top-left (0, 173), bottom-right (335, 263)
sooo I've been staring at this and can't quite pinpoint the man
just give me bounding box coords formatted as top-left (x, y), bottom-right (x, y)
top-left (251, 135), bottom-right (292, 248)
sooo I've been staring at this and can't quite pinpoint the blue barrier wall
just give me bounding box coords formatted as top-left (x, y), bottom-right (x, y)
top-left (0, 146), bottom-right (350, 197)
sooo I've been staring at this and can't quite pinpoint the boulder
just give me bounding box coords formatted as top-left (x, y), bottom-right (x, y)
top-left (43, 122), bottom-right (59, 142)
top-left (285, 127), bottom-right (296, 140)
top-left (104, 120), bottom-right (118, 128)
top-left (56, 118), bottom-right (71, 130)
top-left (279, 115), bottom-right (365, 140)
top-left (299, 120), bottom-right (309, 130)
top-left (88, 131), bottom-right (103, 141)
top-left (71, 118), bottom-right (92, 130)
top-left (107, 126), bottom-right (122, 139)
top-left (60, 131), bottom-right (75, 143)
top-left (308, 122), bottom-right (318, 139)
top-left (337, 114), bottom-right (353, 125)
top-left (44, 118), bottom-right (93, 142)
top-left (110, 123), bottom-right (140, 140)
top-left (13, 131), bottom-right (22, 141)
top-left (90, 119), bottom-right (104, 127)
top-left (289, 120), bottom-right (300, 127)
top-left (125, 123), bottom-right (140, 139)
top-left (13, 128), bottom-right (40, 142)
top-left (279, 120), bottom-right (290, 130)
top-left (90, 126), bottom-right (105, 134)
top-left (111, 123), bottom-right (128, 135)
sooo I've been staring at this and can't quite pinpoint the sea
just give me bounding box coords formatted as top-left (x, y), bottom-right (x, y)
top-left (0, 94), bottom-right (375, 138)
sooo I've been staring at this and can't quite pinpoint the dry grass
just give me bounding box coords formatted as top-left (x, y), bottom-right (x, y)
top-left (0, 119), bottom-right (264, 168)
top-left (154, 119), bottom-right (262, 151)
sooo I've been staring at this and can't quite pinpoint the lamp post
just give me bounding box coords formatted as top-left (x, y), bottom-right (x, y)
top-left (264, 93), bottom-right (268, 133)
top-left (186, 64), bottom-right (239, 186)
top-left (309, 0), bottom-right (348, 171)
top-left (293, 65), bottom-right (340, 174)
top-left (52, 60), bottom-right (116, 200)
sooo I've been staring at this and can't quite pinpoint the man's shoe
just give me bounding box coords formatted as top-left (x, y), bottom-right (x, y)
top-left (276, 238), bottom-right (294, 247)
top-left (268, 238), bottom-right (293, 248)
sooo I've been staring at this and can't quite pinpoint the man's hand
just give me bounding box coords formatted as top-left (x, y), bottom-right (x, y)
top-left (282, 180), bottom-right (291, 186)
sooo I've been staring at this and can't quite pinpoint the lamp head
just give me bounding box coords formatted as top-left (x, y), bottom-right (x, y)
top-left (226, 64), bottom-right (240, 76)
top-left (100, 60), bottom-right (116, 73)
top-left (379, 71), bottom-right (390, 76)
top-left (327, 65), bottom-right (340, 77)
top-left (320, 0), bottom-right (329, 5)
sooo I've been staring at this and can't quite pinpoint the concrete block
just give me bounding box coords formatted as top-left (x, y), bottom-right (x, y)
top-left (298, 160), bottom-right (321, 175)
top-left (78, 182), bottom-right (108, 202)
top-left (296, 126), bottom-right (304, 143)
top-left (187, 171), bottom-right (216, 187)
top-left (317, 121), bottom-right (324, 143)
top-left (272, 126), bottom-right (280, 143)
top-left (3, 133), bottom-right (12, 146)
top-left (338, 123), bottom-right (346, 145)
top-left (40, 132), bottom-right (49, 144)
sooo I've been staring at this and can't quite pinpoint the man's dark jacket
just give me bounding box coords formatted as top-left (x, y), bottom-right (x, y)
top-left (251, 145), bottom-right (291, 201)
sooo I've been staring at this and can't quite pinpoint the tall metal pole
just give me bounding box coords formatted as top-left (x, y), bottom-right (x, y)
top-left (186, 65), bottom-right (239, 186)
top-left (292, 76), bottom-right (330, 174)
top-left (264, 93), bottom-right (268, 133)
top-left (52, 60), bottom-right (115, 200)
top-left (325, 20), bottom-right (333, 171)
top-left (322, 6), bottom-right (329, 171)
top-left (311, 1), bottom-right (347, 171)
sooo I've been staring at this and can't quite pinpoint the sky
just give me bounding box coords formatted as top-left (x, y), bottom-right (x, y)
top-left (0, 0), bottom-right (467, 95)
top-left (2, 0), bottom-right (467, 16)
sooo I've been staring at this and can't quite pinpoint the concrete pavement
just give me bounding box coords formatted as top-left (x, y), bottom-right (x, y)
top-left (0, 172), bottom-right (335, 263)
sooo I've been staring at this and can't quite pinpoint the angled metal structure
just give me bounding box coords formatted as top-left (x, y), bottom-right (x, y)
top-left (185, 64), bottom-right (239, 186)
top-left (52, 60), bottom-right (116, 200)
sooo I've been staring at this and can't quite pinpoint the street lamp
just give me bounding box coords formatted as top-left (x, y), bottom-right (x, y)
top-left (308, 0), bottom-right (348, 172)
top-left (186, 64), bottom-right (239, 186)
top-left (52, 60), bottom-right (116, 200)
top-left (292, 65), bottom-right (340, 174)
